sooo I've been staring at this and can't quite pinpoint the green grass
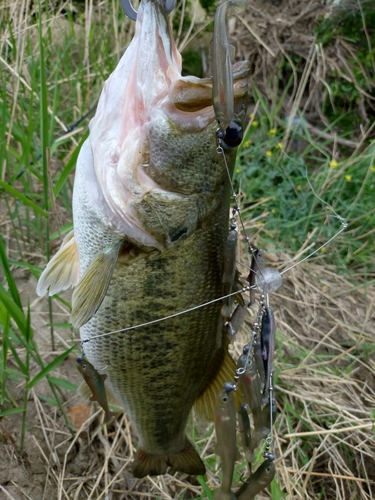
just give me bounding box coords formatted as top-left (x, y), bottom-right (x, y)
top-left (0, 0), bottom-right (374, 498)
top-left (234, 94), bottom-right (375, 274)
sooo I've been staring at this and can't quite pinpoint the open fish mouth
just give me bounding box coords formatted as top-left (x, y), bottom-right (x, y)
top-left (87, 0), bottom-right (185, 249)
top-left (87, 0), bottom-right (250, 251)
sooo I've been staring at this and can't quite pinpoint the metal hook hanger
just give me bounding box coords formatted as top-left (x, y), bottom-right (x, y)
top-left (120, 0), bottom-right (176, 21)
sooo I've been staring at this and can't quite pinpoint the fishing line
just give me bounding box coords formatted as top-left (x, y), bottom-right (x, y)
top-left (231, 161), bottom-right (348, 278)
top-left (280, 223), bottom-right (347, 275)
top-left (277, 157), bottom-right (348, 274)
top-left (79, 285), bottom-right (254, 344)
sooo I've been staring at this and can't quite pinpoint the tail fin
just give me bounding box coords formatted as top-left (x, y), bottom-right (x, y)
top-left (132, 439), bottom-right (205, 478)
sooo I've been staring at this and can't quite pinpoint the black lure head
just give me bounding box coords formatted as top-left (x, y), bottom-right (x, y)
top-left (217, 120), bottom-right (243, 150)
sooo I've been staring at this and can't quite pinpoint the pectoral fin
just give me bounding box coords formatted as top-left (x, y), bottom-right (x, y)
top-left (36, 230), bottom-right (79, 296)
top-left (70, 242), bottom-right (122, 328)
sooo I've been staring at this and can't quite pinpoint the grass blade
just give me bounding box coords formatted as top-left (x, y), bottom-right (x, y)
top-left (37, 0), bottom-right (55, 350)
top-left (53, 131), bottom-right (88, 198)
top-left (47, 376), bottom-right (78, 392)
top-left (0, 235), bottom-right (22, 307)
top-left (0, 180), bottom-right (48, 218)
top-left (0, 408), bottom-right (25, 417)
top-left (0, 285), bottom-right (26, 335)
top-left (28, 344), bottom-right (76, 389)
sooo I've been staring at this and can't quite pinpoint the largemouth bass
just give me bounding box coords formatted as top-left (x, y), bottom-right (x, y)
top-left (37, 0), bottom-right (249, 477)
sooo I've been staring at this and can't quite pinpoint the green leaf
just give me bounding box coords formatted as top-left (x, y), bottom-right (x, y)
top-left (46, 322), bottom-right (73, 329)
top-left (0, 235), bottom-right (22, 308)
top-left (8, 259), bottom-right (42, 279)
top-left (270, 478), bottom-right (286, 499)
top-left (53, 131), bottom-right (88, 198)
top-left (49, 222), bottom-right (73, 242)
top-left (28, 344), bottom-right (76, 389)
top-left (4, 368), bottom-right (26, 378)
top-left (48, 376), bottom-right (77, 392)
top-left (0, 284), bottom-right (26, 336)
top-left (196, 476), bottom-right (214, 500)
top-left (0, 179), bottom-right (48, 218)
top-left (0, 407), bottom-right (24, 417)
top-left (25, 303), bottom-right (33, 343)
top-left (38, 395), bottom-right (59, 406)
top-left (7, 341), bottom-right (27, 376)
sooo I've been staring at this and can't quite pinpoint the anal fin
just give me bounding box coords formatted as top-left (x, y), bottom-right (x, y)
top-left (70, 241), bottom-right (122, 328)
top-left (194, 345), bottom-right (241, 421)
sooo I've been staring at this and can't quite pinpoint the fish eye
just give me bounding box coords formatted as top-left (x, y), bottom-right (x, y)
top-left (82, 363), bottom-right (87, 369)
top-left (222, 396), bottom-right (228, 402)
top-left (220, 121), bottom-right (243, 150)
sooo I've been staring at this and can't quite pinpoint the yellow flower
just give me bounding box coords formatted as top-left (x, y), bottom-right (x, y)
top-left (345, 175), bottom-right (352, 181)
top-left (276, 142), bottom-right (283, 149)
top-left (269, 128), bottom-right (277, 134)
top-left (297, 184), bottom-right (302, 190)
top-left (370, 165), bottom-right (375, 172)
top-left (322, 285), bottom-right (328, 291)
top-left (236, 168), bottom-right (241, 173)
top-left (321, 246), bottom-right (326, 252)
top-left (330, 160), bottom-right (338, 168)
top-left (243, 140), bottom-right (251, 148)
top-left (271, 209), bottom-right (276, 213)
top-left (249, 112), bottom-right (254, 118)
top-left (266, 151), bottom-right (273, 157)
top-left (252, 120), bottom-right (258, 127)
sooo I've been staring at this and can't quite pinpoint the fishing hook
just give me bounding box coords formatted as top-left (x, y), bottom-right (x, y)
top-left (239, 472), bottom-right (250, 484)
top-left (120, 0), bottom-right (176, 21)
